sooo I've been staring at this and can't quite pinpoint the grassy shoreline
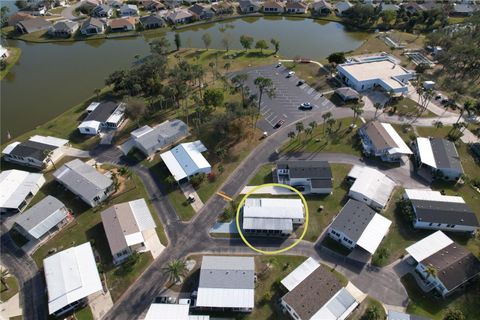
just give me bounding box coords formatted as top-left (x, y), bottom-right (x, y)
top-left (0, 46), bottom-right (22, 80)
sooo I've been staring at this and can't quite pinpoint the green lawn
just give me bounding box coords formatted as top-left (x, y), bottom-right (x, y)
top-left (284, 62), bottom-right (336, 93)
top-left (247, 163), bottom-right (275, 185)
top-left (281, 117), bottom-right (364, 156)
top-left (402, 273), bottom-right (480, 320)
top-left (0, 46), bottom-right (21, 80)
top-left (387, 98), bottom-right (436, 119)
top-left (74, 305), bottom-right (94, 320)
top-left (348, 296), bottom-right (386, 320)
top-left (0, 274), bottom-right (19, 302)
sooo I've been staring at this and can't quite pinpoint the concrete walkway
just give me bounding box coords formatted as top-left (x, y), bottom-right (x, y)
top-left (88, 290), bottom-right (114, 320)
top-left (240, 185), bottom-right (295, 195)
top-left (60, 146), bottom-right (90, 158)
top-left (143, 229), bottom-right (164, 259)
top-left (179, 183), bottom-right (204, 212)
top-left (0, 292), bottom-right (22, 319)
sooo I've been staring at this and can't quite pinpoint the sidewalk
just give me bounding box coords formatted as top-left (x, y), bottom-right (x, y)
top-left (179, 183), bottom-right (204, 212)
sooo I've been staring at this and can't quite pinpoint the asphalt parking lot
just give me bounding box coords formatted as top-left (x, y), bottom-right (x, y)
top-left (230, 64), bottom-right (335, 133)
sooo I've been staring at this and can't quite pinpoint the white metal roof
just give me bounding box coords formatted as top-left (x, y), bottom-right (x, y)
top-left (311, 287), bottom-right (358, 320)
top-left (86, 102), bottom-right (100, 112)
top-left (348, 166), bottom-right (396, 208)
top-left (406, 231), bottom-right (453, 263)
top-left (416, 137), bottom-right (436, 168)
top-left (145, 303), bottom-right (189, 320)
top-left (243, 217), bottom-right (293, 231)
top-left (0, 170), bottom-right (45, 210)
top-left (78, 120), bottom-right (101, 131)
top-left (29, 135), bottom-right (69, 148)
top-left (281, 257), bottom-right (320, 292)
top-left (404, 189), bottom-right (465, 203)
top-left (196, 288), bottom-right (254, 309)
top-left (160, 141), bottom-right (210, 181)
top-left (243, 198), bottom-right (304, 220)
top-left (382, 123), bottom-right (413, 155)
top-left (356, 213), bottom-right (392, 254)
top-left (105, 104), bottom-right (125, 124)
top-left (44, 242), bottom-right (102, 314)
top-left (2, 141), bottom-right (21, 155)
top-left (130, 198), bottom-right (156, 231)
top-left (130, 125), bottom-right (153, 139)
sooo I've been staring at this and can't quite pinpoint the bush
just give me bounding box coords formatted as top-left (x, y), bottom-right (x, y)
top-left (207, 172), bottom-right (216, 183)
top-left (190, 173), bottom-right (206, 188)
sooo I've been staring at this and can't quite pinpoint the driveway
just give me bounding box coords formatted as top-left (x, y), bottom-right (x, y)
top-left (229, 64), bottom-right (335, 133)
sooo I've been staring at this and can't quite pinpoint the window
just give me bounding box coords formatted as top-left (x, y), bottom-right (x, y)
top-left (429, 222), bottom-right (433, 226)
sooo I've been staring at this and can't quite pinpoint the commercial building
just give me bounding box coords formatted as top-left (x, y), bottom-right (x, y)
top-left (406, 231), bottom-right (480, 297)
top-left (160, 141), bottom-right (211, 182)
top-left (53, 159), bottom-right (114, 207)
top-left (276, 160), bottom-right (333, 194)
top-left (44, 242), bottom-right (103, 316)
top-left (0, 170), bottom-right (45, 213)
top-left (2, 135), bottom-right (69, 169)
top-left (78, 101), bottom-right (125, 135)
top-left (242, 198), bottom-right (305, 236)
top-left (359, 121), bottom-right (412, 162)
top-left (347, 165), bottom-right (396, 210)
top-left (196, 256), bottom-right (255, 312)
top-left (101, 199), bottom-right (158, 265)
top-left (280, 257), bottom-right (360, 320)
top-left (404, 189), bottom-right (478, 233)
top-left (14, 195), bottom-right (72, 241)
top-left (328, 199), bottom-right (392, 255)
top-left (337, 56), bottom-right (415, 94)
top-left (412, 137), bottom-right (464, 181)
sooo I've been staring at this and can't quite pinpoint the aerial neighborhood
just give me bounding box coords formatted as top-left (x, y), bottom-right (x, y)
top-left (1, 0), bottom-right (480, 320)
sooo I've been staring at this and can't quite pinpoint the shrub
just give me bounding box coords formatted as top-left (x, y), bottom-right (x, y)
top-left (207, 172), bottom-right (216, 182)
top-left (190, 173), bottom-right (206, 188)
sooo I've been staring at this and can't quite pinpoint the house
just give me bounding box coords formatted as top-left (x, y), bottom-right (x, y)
top-left (334, 87), bottom-right (360, 102)
top-left (412, 137), bottom-right (464, 181)
top-left (92, 4), bottom-right (114, 17)
top-left (13, 195), bottom-right (72, 241)
top-left (328, 199), bottom-right (392, 255)
top-left (189, 3), bottom-right (215, 19)
top-left (164, 0), bottom-right (182, 9)
top-left (387, 310), bottom-right (430, 320)
top-left (101, 199), bottom-right (158, 265)
top-left (406, 231), bottom-right (480, 297)
top-left (139, 14), bottom-right (165, 29)
top-left (285, 1), bottom-right (308, 13)
top-left (337, 57), bottom-right (415, 94)
top-left (143, 0), bottom-right (165, 11)
top-left (263, 1), bottom-right (285, 12)
top-left (358, 121), bottom-right (412, 162)
top-left (242, 198), bottom-right (305, 236)
top-left (107, 17), bottom-right (137, 32)
top-left (276, 160), bottom-right (333, 194)
top-left (404, 189), bottom-right (479, 234)
top-left (78, 101), bottom-right (125, 135)
top-left (106, 0), bottom-right (124, 8)
top-left (145, 302), bottom-right (210, 319)
top-left (0, 46), bottom-right (9, 60)
top-left (48, 20), bottom-right (79, 37)
top-left (165, 9), bottom-right (194, 24)
top-left (119, 4), bottom-right (139, 16)
top-left (280, 257), bottom-right (360, 320)
top-left (0, 170), bottom-right (45, 214)
top-left (2, 135), bottom-right (69, 170)
top-left (8, 12), bottom-right (34, 26)
top-left (347, 165), bottom-right (396, 210)
top-left (131, 119), bottom-right (189, 157)
top-left (80, 17), bottom-right (105, 35)
top-left (44, 243), bottom-right (103, 316)
top-left (16, 17), bottom-right (51, 34)
top-left (311, 0), bottom-right (333, 15)
top-left (451, 3), bottom-right (478, 16)
top-left (82, 0), bottom-right (103, 10)
top-left (196, 256), bottom-right (254, 311)
top-left (53, 159), bottom-right (114, 207)
top-left (334, 1), bottom-right (352, 15)
top-left (160, 141), bottom-right (211, 182)
top-left (211, 2), bottom-right (235, 15)
top-left (238, 0), bottom-right (261, 13)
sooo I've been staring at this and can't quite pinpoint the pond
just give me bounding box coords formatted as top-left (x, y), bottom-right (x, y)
top-left (1, 16), bottom-right (369, 139)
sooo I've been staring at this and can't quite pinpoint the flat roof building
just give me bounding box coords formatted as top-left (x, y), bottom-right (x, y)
top-left (406, 231), bottom-right (480, 297)
top-left (337, 57), bottom-right (415, 94)
top-left (78, 101), bottom-right (125, 135)
top-left (160, 141), bottom-right (211, 182)
top-left (347, 165), bottom-right (396, 210)
top-left (44, 242), bottom-right (103, 316)
top-left (328, 199), bottom-right (392, 255)
top-left (14, 195), bottom-right (71, 241)
top-left (242, 198), bottom-right (305, 236)
top-left (359, 121), bottom-right (412, 162)
top-left (404, 189), bottom-right (478, 233)
top-left (101, 199), bottom-right (158, 265)
top-left (53, 159), bottom-right (114, 207)
top-left (0, 170), bottom-right (45, 213)
top-left (144, 303), bottom-right (210, 320)
top-left (196, 256), bottom-right (255, 311)
top-left (276, 160), bottom-right (333, 194)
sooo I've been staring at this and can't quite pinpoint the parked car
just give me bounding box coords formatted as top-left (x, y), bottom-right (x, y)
top-left (292, 185), bottom-right (305, 192)
top-left (154, 296), bottom-right (176, 304)
top-left (297, 80), bottom-right (305, 86)
top-left (273, 119), bottom-right (285, 128)
top-left (299, 102), bottom-right (313, 110)
top-left (276, 62), bottom-right (282, 68)
top-left (286, 71), bottom-right (295, 78)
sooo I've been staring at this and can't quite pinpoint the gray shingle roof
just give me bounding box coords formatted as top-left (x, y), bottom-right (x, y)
top-left (136, 119), bottom-right (188, 151)
top-left (8, 140), bottom-right (56, 161)
top-left (429, 138), bottom-right (463, 172)
top-left (277, 160), bottom-right (332, 179)
top-left (199, 256), bottom-right (254, 290)
top-left (330, 199), bottom-right (376, 242)
top-left (412, 199), bottom-right (479, 227)
top-left (84, 101), bottom-right (119, 122)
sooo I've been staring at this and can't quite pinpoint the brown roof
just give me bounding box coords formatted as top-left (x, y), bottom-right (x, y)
top-left (282, 265), bottom-right (342, 320)
top-left (8, 12), bottom-right (34, 26)
top-left (101, 202), bottom-right (140, 256)
top-left (362, 121), bottom-right (398, 150)
top-left (421, 243), bottom-right (480, 291)
top-left (286, 2), bottom-right (308, 9)
top-left (107, 17), bottom-right (137, 28)
top-left (263, 1), bottom-right (285, 9)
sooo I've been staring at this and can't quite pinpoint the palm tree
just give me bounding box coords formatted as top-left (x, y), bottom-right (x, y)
top-left (93, 88), bottom-right (101, 100)
top-left (308, 121), bottom-right (317, 131)
top-left (424, 264), bottom-right (438, 281)
top-left (295, 122), bottom-right (304, 136)
top-left (1, 268), bottom-right (10, 291)
top-left (373, 102), bottom-right (382, 119)
top-left (304, 127), bottom-right (313, 138)
top-left (326, 118), bottom-right (336, 134)
top-left (223, 62), bottom-right (231, 75)
top-left (231, 73), bottom-right (248, 108)
top-left (322, 112), bottom-right (332, 135)
top-left (164, 259), bottom-right (187, 284)
top-left (350, 104), bottom-right (363, 125)
top-left (434, 120), bottom-right (444, 130)
top-left (253, 77), bottom-right (276, 127)
top-left (288, 131), bottom-right (296, 140)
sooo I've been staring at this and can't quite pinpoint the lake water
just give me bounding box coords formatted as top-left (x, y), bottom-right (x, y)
top-left (1, 16), bottom-right (368, 139)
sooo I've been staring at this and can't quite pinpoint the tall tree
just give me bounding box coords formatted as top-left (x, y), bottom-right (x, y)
top-left (327, 52), bottom-right (346, 65)
top-left (0, 6), bottom-right (9, 27)
top-left (231, 73), bottom-right (249, 107)
top-left (150, 37), bottom-right (171, 55)
top-left (255, 40), bottom-right (268, 53)
top-left (221, 34), bottom-right (231, 52)
top-left (253, 77), bottom-right (276, 127)
top-left (174, 33), bottom-right (181, 51)
top-left (373, 102), bottom-right (382, 119)
top-left (223, 62), bottom-right (231, 75)
top-left (164, 259), bottom-right (187, 284)
top-left (201, 33), bottom-right (212, 50)
top-left (124, 97), bottom-right (147, 127)
top-left (322, 112), bottom-right (332, 135)
top-left (203, 88), bottom-right (224, 109)
top-left (295, 122), bottom-right (304, 136)
top-left (270, 38), bottom-right (280, 54)
top-left (239, 35), bottom-right (254, 51)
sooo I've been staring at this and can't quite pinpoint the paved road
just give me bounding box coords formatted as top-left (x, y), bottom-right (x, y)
top-left (61, 1), bottom-right (84, 20)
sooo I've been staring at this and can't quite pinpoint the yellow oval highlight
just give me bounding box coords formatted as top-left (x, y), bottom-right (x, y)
top-left (235, 183), bottom-right (309, 255)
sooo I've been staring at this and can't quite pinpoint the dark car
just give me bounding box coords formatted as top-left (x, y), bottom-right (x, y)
top-left (292, 185), bottom-right (305, 192)
top-left (299, 102), bottom-right (313, 110)
top-left (273, 119), bottom-right (285, 129)
top-left (297, 80), bottom-right (305, 86)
